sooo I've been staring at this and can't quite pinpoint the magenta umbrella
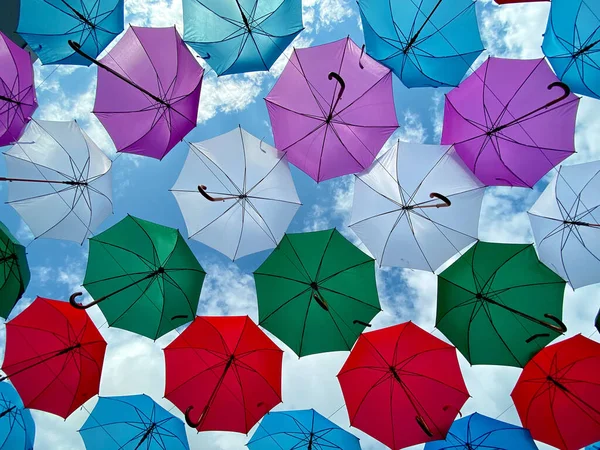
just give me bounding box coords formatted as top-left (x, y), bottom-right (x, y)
top-left (441, 57), bottom-right (579, 188)
top-left (69, 26), bottom-right (203, 160)
top-left (265, 37), bottom-right (398, 182)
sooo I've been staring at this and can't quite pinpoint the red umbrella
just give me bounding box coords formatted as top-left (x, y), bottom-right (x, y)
top-left (511, 335), bottom-right (600, 450)
top-left (0, 297), bottom-right (107, 419)
top-left (337, 321), bottom-right (469, 449)
top-left (163, 316), bottom-right (283, 433)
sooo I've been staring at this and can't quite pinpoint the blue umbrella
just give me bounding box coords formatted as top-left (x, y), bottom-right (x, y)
top-left (247, 409), bottom-right (361, 450)
top-left (0, 382), bottom-right (35, 450)
top-left (182, 0), bottom-right (303, 76)
top-left (17, 0), bottom-right (123, 66)
top-left (358, 0), bottom-right (483, 88)
top-left (587, 442), bottom-right (600, 449)
top-left (79, 395), bottom-right (189, 450)
top-left (543, 0), bottom-right (600, 99)
top-left (424, 413), bottom-right (537, 450)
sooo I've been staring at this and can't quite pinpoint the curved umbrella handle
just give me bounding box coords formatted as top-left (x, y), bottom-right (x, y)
top-left (543, 313), bottom-right (567, 333)
top-left (416, 415), bottom-right (433, 437)
top-left (69, 292), bottom-right (103, 309)
top-left (197, 185), bottom-right (239, 202)
top-left (429, 192), bottom-right (451, 208)
top-left (328, 72), bottom-right (346, 100)
top-left (185, 405), bottom-right (202, 428)
top-left (545, 82), bottom-right (571, 109)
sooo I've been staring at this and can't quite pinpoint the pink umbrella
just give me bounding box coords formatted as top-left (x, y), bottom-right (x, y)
top-left (441, 57), bottom-right (579, 188)
top-left (265, 37), bottom-right (399, 183)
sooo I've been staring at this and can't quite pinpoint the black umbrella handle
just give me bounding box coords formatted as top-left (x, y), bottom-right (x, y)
top-left (596, 309), bottom-right (600, 335)
top-left (525, 314), bottom-right (567, 343)
top-left (197, 185), bottom-right (239, 202)
top-left (353, 320), bottom-right (372, 327)
top-left (416, 415), bottom-right (433, 437)
top-left (69, 292), bottom-right (100, 309)
top-left (359, 44), bottom-right (365, 69)
top-left (328, 72), bottom-right (346, 100)
top-left (185, 405), bottom-right (203, 428)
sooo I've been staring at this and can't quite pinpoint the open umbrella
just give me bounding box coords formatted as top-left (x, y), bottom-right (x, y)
top-left (528, 161), bottom-right (600, 289)
top-left (0, 0), bottom-right (38, 59)
top-left (350, 141), bottom-right (485, 272)
top-left (265, 37), bottom-right (399, 182)
top-left (511, 334), bottom-right (600, 450)
top-left (0, 382), bottom-right (35, 450)
top-left (337, 321), bottom-right (470, 449)
top-left (358, 0), bottom-right (484, 88)
top-left (0, 221), bottom-right (30, 319)
top-left (495, 0), bottom-right (548, 3)
top-left (588, 442), bottom-right (600, 450)
top-left (69, 215), bottom-right (205, 340)
top-left (171, 126), bottom-right (301, 261)
top-left (441, 57), bottom-right (579, 188)
top-left (164, 315), bottom-right (283, 434)
top-left (1, 120), bottom-right (112, 244)
top-left (247, 409), bottom-right (361, 450)
top-left (183, 0), bottom-right (303, 76)
top-left (79, 394), bottom-right (189, 450)
top-left (254, 228), bottom-right (381, 357)
top-left (0, 297), bottom-right (107, 419)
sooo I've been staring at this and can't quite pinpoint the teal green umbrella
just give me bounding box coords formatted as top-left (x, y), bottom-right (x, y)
top-left (0, 221), bottom-right (30, 319)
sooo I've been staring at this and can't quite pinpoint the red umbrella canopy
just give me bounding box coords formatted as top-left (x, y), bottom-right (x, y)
top-left (511, 335), bottom-right (600, 450)
top-left (1, 297), bottom-right (107, 419)
top-left (337, 321), bottom-right (469, 449)
top-left (163, 316), bottom-right (283, 433)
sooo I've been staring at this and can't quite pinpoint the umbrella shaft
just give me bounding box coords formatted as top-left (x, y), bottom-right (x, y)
top-left (0, 406), bottom-right (15, 419)
top-left (565, 220), bottom-right (600, 228)
top-left (0, 345), bottom-right (80, 381)
top-left (60, 0), bottom-right (95, 28)
top-left (0, 176), bottom-right (87, 185)
top-left (0, 254), bottom-right (17, 264)
top-left (575, 39), bottom-right (600, 57)
top-left (134, 424), bottom-right (156, 450)
top-left (404, 0), bottom-right (443, 52)
top-left (235, 0), bottom-right (252, 33)
top-left (0, 95), bottom-right (20, 104)
top-left (96, 270), bottom-right (163, 303)
top-left (483, 296), bottom-right (560, 331)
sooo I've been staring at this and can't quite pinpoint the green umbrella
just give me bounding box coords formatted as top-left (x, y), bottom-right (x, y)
top-left (254, 229), bottom-right (381, 357)
top-left (0, 221), bottom-right (30, 318)
top-left (70, 215), bottom-right (205, 339)
top-left (437, 241), bottom-right (567, 367)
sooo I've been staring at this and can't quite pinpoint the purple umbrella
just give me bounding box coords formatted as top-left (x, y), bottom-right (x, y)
top-left (265, 37), bottom-right (398, 182)
top-left (441, 57), bottom-right (579, 188)
top-left (69, 26), bottom-right (203, 160)
top-left (0, 31), bottom-right (37, 147)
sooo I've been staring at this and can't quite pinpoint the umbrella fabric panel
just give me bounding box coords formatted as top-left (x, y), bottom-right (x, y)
top-left (0, 382), bottom-right (35, 450)
top-left (0, 222), bottom-right (30, 319)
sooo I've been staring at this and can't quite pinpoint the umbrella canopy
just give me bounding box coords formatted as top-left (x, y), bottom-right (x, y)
top-left (0, 221), bottom-right (30, 319)
top-left (70, 215), bottom-right (205, 340)
top-left (247, 409), bottom-right (361, 450)
top-left (0, 31), bottom-right (37, 147)
top-left (79, 394), bottom-right (189, 450)
top-left (265, 37), bottom-right (399, 182)
top-left (0, 297), bottom-right (107, 419)
top-left (183, 0), bottom-right (303, 76)
top-left (2, 120), bottom-right (112, 244)
top-left (588, 442), bottom-right (600, 450)
top-left (441, 57), bottom-right (579, 188)
top-left (350, 141), bottom-right (485, 272)
top-left (254, 229), bottom-right (381, 357)
top-left (171, 127), bottom-right (301, 261)
top-left (495, 0), bottom-right (548, 3)
top-left (437, 241), bottom-right (566, 367)
top-left (0, 381), bottom-right (35, 450)
top-left (543, 0), bottom-right (600, 100)
top-left (164, 315), bottom-right (283, 434)
top-left (337, 321), bottom-right (470, 449)
top-left (0, 0), bottom-right (38, 59)
top-left (511, 334), bottom-right (600, 450)
top-left (17, 0), bottom-right (123, 66)
top-left (358, 0), bottom-right (483, 88)
top-left (529, 161), bottom-right (600, 289)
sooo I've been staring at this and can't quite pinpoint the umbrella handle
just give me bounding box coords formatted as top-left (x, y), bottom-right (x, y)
top-left (416, 415), bottom-right (433, 437)
top-left (313, 293), bottom-right (329, 312)
top-left (596, 309), bottom-right (600, 334)
top-left (353, 320), bottom-right (372, 327)
top-left (185, 405), bottom-right (202, 428)
top-left (359, 44), bottom-right (365, 69)
top-left (328, 72), bottom-right (346, 100)
top-left (543, 313), bottom-right (567, 333)
top-left (197, 185), bottom-right (240, 202)
top-left (545, 82), bottom-right (571, 109)
top-left (69, 292), bottom-right (101, 309)
top-left (430, 192), bottom-right (451, 208)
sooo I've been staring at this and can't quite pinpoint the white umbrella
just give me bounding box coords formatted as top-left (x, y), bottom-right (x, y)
top-left (171, 127), bottom-right (301, 261)
top-left (1, 120), bottom-right (113, 244)
top-left (528, 161), bottom-right (600, 289)
top-left (350, 141), bottom-right (485, 272)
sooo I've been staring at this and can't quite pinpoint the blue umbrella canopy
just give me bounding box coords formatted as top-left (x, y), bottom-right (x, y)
top-left (0, 382), bottom-right (35, 450)
top-left (182, 0), bottom-right (304, 76)
top-left (587, 442), bottom-right (600, 450)
top-left (357, 0), bottom-right (483, 88)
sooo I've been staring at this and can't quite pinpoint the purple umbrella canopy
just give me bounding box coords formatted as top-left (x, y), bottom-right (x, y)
top-left (265, 37), bottom-right (399, 182)
top-left (441, 57), bottom-right (579, 188)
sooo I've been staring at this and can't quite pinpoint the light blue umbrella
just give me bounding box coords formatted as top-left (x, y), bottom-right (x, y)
top-left (358, 0), bottom-right (483, 88)
top-left (543, 0), bottom-right (600, 99)
top-left (587, 442), bottom-right (600, 450)
top-left (182, 0), bottom-right (303, 76)
top-left (0, 382), bottom-right (35, 450)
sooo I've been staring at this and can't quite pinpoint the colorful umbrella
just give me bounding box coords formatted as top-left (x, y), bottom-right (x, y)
top-left (588, 442), bottom-right (600, 450)
top-left (0, 0), bottom-right (37, 59)
top-left (0, 31), bottom-right (37, 147)
top-left (0, 297), bottom-right (107, 419)
top-left (350, 141), bottom-right (485, 272)
top-left (247, 409), bottom-right (361, 450)
top-left (495, 0), bottom-right (548, 3)
top-left (0, 221), bottom-right (29, 319)
top-left (171, 126), bottom-right (301, 261)
top-left (254, 229), bottom-right (381, 357)
top-left (358, 0), bottom-right (484, 88)
top-left (441, 57), bottom-right (579, 188)
top-left (79, 394), bottom-right (189, 450)
top-left (70, 215), bottom-right (205, 340)
top-left (0, 381), bottom-right (35, 450)
top-left (164, 315), bottom-right (283, 433)
top-left (337, 321), bottom-right (470, 449)
top-left (69, 26), bottom-right (204, 160)
top-left (265, 37), bottom-right (399, 182)
top-left (437, 241), bottom-right (566, 367)
top-left (543, 0), bottom-right (600, 100)
top-left (511, 334), bottom-right (600, 450)
top-left (183, 0), bottom-right (303, 76)
top-left (528, 161), bottom-right (600, 289)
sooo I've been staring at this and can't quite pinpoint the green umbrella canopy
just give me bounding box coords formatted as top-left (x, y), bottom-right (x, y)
top-left (71, 215), bottom-right (205, 339)
top-left (254, 229), bottom-right (381, 357)
top-left (437, 241), bottom-right (567, 368)
top-left (0, 221), bottom-right (30, 318)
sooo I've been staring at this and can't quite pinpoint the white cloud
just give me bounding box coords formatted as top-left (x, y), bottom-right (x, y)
top-left (303, 0), bottom-right (355, 33)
